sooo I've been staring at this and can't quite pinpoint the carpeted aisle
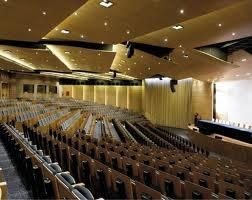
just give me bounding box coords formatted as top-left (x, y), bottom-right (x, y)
top-left (0, 140), bottom-right (33, 199)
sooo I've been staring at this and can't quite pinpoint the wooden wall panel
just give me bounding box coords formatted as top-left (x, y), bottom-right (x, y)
top-left (116, 86), bottom-right (127, 109)
top-left (62, 85), bottom-right (73, 98)
top-left (95, 86), bottom-right (105, 104)
top-left (83, 85), bottom-right (94, 102)
top-left (192, 79), bottom-right (213, 120)
top-left (73, 85), bottom-right (83, 100)
top-left (105, 86), bottom-right (116, 106)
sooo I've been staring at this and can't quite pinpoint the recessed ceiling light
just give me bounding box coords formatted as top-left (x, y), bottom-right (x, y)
top-left (42, 11), bottom-right (47, 15)
top-left (99, 0), bottom-right (113, 8)
top-left (4, 0), bottom-right (7, 2)
top-left (20, 58), bottom-right (25, 61)
top-left (180, 9), bottom-right (184, 14)
top-left (148, 67), bottom-right (151, 70)
top-left (218, 23), bottom-right (222, 27)
top-left (79, 51), bottom-right (82, 53)
top-left (128, 68), bottom-right (130, 71)
top-left (134, 62), bottom-right (136, 65)
top-left (80, 34), bottom-right (84, 38)
top-left (232, 32), bottom-right (236, 36)
top-left (126, 30), bottom-right (130, 34)
top-left (246, 73), bottom-right (251, 76)
top-left (164, 38), bottom-right (168, 42)
top-left (179, 45), bottom-right (182, 48)
top-left (183, 54), bottom-right (189, 58)
top-left (235, 74), bottom-right (240, 77)
top-left (28, 28), bottom-right (31, 32)
top-left (182, 50), bottom-right (185, 54)
top-left (141, 55), bottom-right (144, 58)
top-left (242, 58), bottom-right (247, 62)
top-left (55, 28), bottom-right (59, 31)
top-left (35, 52), bottom-right (38, 55)
top-left (74, 12), bottom-right (78, 16)
top-left (158, 62), bottom-right (161, 64)
top-left (172, 25), bottom-right (183, 30)
top-left (101, 41), bottom-right (104, 44)
top-left (104, 21), bottom-right (108, 26)
top-left (71, 59), bottom-right (75, 61)
top-left (98, 53), bottom-right (101, 56)
top-left (64, 51), bottom-right (71, 54)
top-left (61, 29), bottom-right (70, 34)
top-left (46, 60), bottom-right (48, 62)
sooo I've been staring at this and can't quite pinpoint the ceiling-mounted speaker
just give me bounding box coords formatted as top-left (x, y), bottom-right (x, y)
top-left (170, 79), bottom-right (178, 93)
top-left (126, 41), bottom-right (134, 58)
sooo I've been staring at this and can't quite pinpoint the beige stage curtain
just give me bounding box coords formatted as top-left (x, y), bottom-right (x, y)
top-left (143, 78), bottom-right (193, 129)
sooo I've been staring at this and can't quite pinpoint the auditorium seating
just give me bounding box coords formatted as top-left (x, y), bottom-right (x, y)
top-left (0, 99), bottom-right (251, 199)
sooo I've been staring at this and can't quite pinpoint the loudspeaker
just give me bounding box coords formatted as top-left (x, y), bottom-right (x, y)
top-left (126, 42), bottom-right (134, 58)
top-left (170, 79), bottom-right (178, 93)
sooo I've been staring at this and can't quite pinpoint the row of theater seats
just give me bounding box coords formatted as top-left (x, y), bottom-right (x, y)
top-left (0, 168), bottom-right (7, 200)
top-left (0, 123), bottom-right (94, 200)
top-left (24, 125), bottom-right (168, 199)
top-left (24, 123), bottom-right (251, 199)
top-left (112, 119), bottom-right (137, 143)
top-left (156, 126), bottom-right (210, 156)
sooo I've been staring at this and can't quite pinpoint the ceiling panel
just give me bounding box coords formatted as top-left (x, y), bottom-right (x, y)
top-left (133, 0), bottom-right (252, 48)
top-left (0, 45), bottom-right (70, 72)
top-left (170, 48), bottom-right (238, 81)
top-left (46, 45), bottom-right (116, 73)
top-left (219, 50), bottom-right (252, 81)
top-left (111, 44), bottom-right (181, 79)
top-left (0, 0), bottom-right (86, 41)
top-left (45, 0), bottom-right (239, 44)
top-left (0, 56), bottom-right (31, 72)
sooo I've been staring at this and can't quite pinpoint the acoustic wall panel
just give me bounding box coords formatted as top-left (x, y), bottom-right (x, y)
top-left (105, 86), bottom-right (116, 106)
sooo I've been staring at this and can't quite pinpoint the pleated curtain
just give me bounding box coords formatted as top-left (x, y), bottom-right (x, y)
top-left (143, 78), bottom-right (193, 129)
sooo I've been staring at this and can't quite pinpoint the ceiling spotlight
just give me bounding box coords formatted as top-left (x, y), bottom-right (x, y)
top-left (104, 21), bottom-right (108, 26)
top-left (172, 25), bottom-right (183, 30)
top-left (28, 28), bottom-right (31, 32)
top-left (158, 62), bottom-right (161, 65)
top-left (242, 58), bottom-right (247, 62)
top-left (246, 73), bottom-right (251, 76)
top-left (42, 11), bottom-right (47, 15)
top-left (148, 67), bottom-right (151, 70)
top-left (183, 54), bottom-right (189, 58)
top-left (164, 38), bottom-right (168, 42)
top-left (100, 0), bottom-right (113, 8)
top-left (101, 41), bottom-right (104, 44)
top-left (98, 53), bottom-right (101, 56)
top-left (218, 23), bottom-right (222, 27)
top-left (35, 52), bottom-right (38, 55)
top-left (134, 62), bottom-right (136, 65)
top-left (141, 55), bottom-right (144, 58)
top-left (180, 9), bottom-right (184, 14)
top-left (179, 45), bottom-right (182, 48)
top-left (74, 12), bottom-right (78, 16)
top-left (4, 0), bottom-right (7, 2)
top-left (232, 32), bottom-right (236, 36)
top-left (55, 28), bottom-right (59, 31)
top-left (128, 68), bottom-right (130, 71)
top-left (80, 34), bottom-right (84, 38)
top-left (61, 29), bottom-right (70, 34)
top-left (64, 51), bottom-right (71, 54)
top-left (235, 74), bottom-right (240, 77)
top-left (126, 30), bottom-right (130, 34)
